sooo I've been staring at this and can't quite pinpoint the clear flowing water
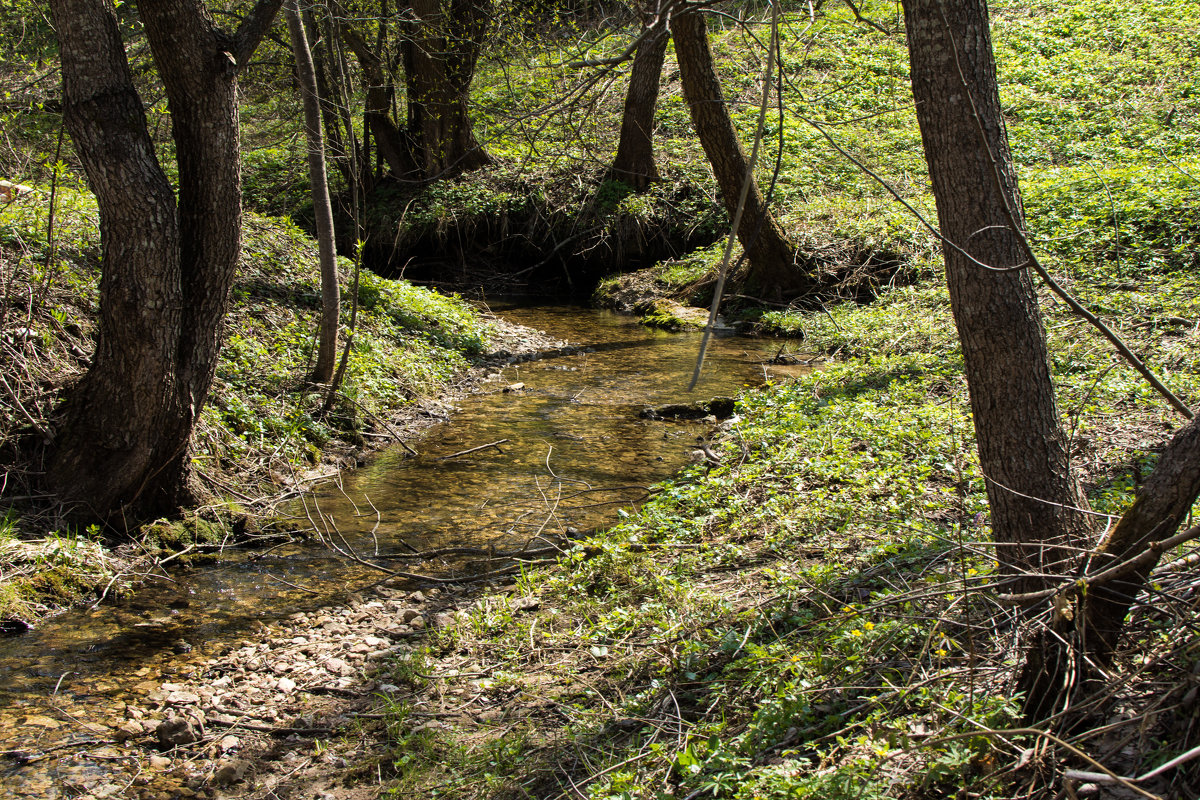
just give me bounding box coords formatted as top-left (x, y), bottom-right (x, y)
top-left (0, 304), bottom-right (801, 795)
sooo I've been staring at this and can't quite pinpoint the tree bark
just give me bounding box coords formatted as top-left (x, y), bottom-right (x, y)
top-left (47, 0), bottom-right (189, 517)
top-left (609, 17), bottom-right (669, 190)
top-left (672, 8), bottom-right (810, 300)
top-left (902, 0), bottom-right (1094, 595)
top-left (47, 0), bottom-right (282, 522)
top-left (402, 0), bottom-right (493, 179)
top-left (286, 0), bottom-right (340, 384)
top-left (339, 21), bottom-right (419, 180)
top-left (1018, 417), bottom-right (1200, 720)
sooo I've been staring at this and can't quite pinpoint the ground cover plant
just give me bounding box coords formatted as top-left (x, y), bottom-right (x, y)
top-left (359, 0), bottom-right (1200, 797)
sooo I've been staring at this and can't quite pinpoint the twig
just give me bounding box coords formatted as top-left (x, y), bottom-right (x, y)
top-left (437, 439), bottom-right (509, 460)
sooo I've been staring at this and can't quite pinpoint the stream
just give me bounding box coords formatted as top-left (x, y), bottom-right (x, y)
top-left (0, 305), bottom-right (800, 797)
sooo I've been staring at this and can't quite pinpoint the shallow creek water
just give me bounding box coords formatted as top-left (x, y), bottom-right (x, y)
top-left (0, 305), bottom-right (797, 795)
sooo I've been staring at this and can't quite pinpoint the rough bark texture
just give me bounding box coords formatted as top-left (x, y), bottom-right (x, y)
top-left (1019, 417), bottom-right (1200, 719)
top-left (672, 8), bottom-right (810, 300)
top-left (403, 0), bottom-right (493, 178)
top-left (902, 0), bottom-right (1094, 594)
top-left (286, 0), bottom-right (340, 383)
top-left (609, 19), bottom-right (669, 190)
top-left (47, 0), bottom-right (189, 517)
top-left (47, 0), bottom-right (281, 522)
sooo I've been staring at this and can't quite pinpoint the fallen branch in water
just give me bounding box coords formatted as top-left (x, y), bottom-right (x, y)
top-left (437, 439), bottom-right (509, 460)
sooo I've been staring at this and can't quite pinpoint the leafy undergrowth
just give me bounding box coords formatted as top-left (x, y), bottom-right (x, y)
top-left (370, 263), bottom-right (1199, 799)
top-left (0, 189), bottom-right (496, 621)
top-left (590, 0), bottom-right (1200, 312)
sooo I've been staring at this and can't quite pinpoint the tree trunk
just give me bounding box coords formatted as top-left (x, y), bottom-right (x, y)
top-left (1018, 417), bottom-right (1200, 720)
top-left (609, 18), bottom-right (669, 190)
top-left (47, 0), bottom-right (190, 518)
top-left (403, 0), bottom-right (493, 178)
top-left (339, 22), bottom-right (419, 180)
top-left (672, 8), bottom-right (810, 300)
top-left (901, 0), bottom-right (1094, 595)
top-left (286, 0), bottom-right (340, 384)
top-left (47, 0), bottom-right (282, 522)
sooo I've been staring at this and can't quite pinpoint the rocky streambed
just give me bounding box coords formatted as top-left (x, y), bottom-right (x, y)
top-left (0, 304), bottom-right (798, 798)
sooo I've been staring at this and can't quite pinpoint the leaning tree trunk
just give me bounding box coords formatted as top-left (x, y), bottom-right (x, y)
top-left (609, 17), bottom-right (669, 190)
top-left (902, 0), bottom-right (1094, 598)
top-left (47, 0), bottom-right (190, 518)
top-left (403, 0), bottom-right (493, 178)
top-left (672, 8), bottom-right (810, 300)
top-left (47, 0), bottom-right (282, 522)
top-left (1018, 416), bottom-right (1200, 720)
top-left (286, 0), bottom-right (340, 384)
top-left (339, 21), bottom-right (419, 180)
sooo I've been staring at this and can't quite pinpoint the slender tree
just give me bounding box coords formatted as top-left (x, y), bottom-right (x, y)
top-left (609, 13), bottom-right (669, 190)
top-left (902, 0), bottom-right (1200, 721)
top-left (672, 6), bottom-right (811, 299)
top-left (47, 0), bottom-right (282, 521)
top-left (286, 0), bottom-right (341, 383)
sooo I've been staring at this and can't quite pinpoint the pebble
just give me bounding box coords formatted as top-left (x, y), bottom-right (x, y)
top-left (211, 758), bottom-right (251, 786)
top-left (157, 716), bottom-right (204, 748)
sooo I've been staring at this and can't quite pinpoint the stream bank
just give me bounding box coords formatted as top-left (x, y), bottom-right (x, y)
top-left (0, 305), bottom-right (794, 799)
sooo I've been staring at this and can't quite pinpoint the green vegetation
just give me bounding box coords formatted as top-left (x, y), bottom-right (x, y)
top-left (0, 190), bottom-right (495, 620)
top-left (363, 0), bottom-right (1200, 797)
top-left (0, 0), bottom-right (1196, 794)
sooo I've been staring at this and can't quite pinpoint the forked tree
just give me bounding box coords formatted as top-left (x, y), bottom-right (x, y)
top-left (47, 0), bottom-right (282, 521)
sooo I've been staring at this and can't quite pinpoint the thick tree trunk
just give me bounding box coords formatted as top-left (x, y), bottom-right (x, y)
top-left (609, 18), bottom-right (669, 190)
top-left (47, 0), bottom-right (189, 517)
top-left (47, 0), bottom-right (281, 522)
top-left (902, 0), bottom-right (1093, 595)
top-left (672, 8), bottom-right (810, 300)
top-left (286, 0), bottom-right (340, 384)
top-left (403, 0), bottom-right (493, 178)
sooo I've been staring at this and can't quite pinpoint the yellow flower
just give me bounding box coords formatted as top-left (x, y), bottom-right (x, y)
top-left (967, 568), bottom-right (978, 576)
top-left (863, 621), bottom-right (875, 631)
top-left (851, 629), bottom-right (863, 637)
top-left (842, 605), bottom-right (856, 614)
top-left (935, 648), bottom-right (948, 657)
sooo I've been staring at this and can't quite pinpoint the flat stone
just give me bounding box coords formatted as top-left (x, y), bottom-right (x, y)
top-left (165, 690), bottom-right (201, 705)
top-left (211, 758), bottom-right (251, 786)
top-left (277, 676), bottom-right (296, 693)
top-left (114, 720), bottom-right (145, 741)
